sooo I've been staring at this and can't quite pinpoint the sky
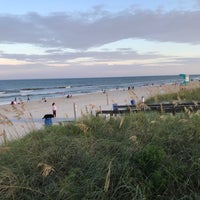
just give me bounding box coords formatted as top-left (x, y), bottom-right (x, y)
top-left (0, 0), bottom-right (200, 79)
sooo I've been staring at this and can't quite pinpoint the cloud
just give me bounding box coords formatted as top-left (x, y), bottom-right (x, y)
top-left (0, 49), bottom-right (163, 65)
top-left (0, 6), bottom-right (199, 79)
top-left (196, 0), bottom-right (200, 6)
top-left (0, 9), bottom-right (200, 50)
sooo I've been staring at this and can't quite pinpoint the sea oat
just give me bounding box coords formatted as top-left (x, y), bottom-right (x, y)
top-left (85, 106), bottom-right (89, 114)
top-left (37, 162), bottom-right (55, 177)
top-left (193, 101), bottom-right (198, 107)
top-left (0, 130), bottom-right (7, 144)
top-left (11, 105), bottom-right (24, 120)
top-left (89, 104), bottom-right (95, 109)
top-left (179, 119), bottom-right (188, 123)
top-left (76, 122), bottom-right (90, 133)
top-left (129, 135), bottom-right (137, 141)
top-left (177, 96), bottom-right (182, 104)
top-left (119, 117), bottom-right (124, 129)
top-left (104, 161), bottom-right (112, 192)
top-left (128, 89), bottom-right (139, 103)
top-left (160, 103), bottom-right (164, 113)
top-left (160, 115), bottom-right (166, 120)
top-left (0, 114), bottom-right (13, 126)
top-left (2, 108), bottom-right (9, 112)
top-left (0, 147), bottom-right (10, 153)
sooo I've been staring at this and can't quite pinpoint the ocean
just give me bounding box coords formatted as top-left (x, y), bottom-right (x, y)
top-left (0, 75), bottom-right (199, 105)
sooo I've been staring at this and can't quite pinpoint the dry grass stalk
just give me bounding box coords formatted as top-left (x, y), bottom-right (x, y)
top-left (96, 106), bottom-right (102, 114)
top-left (172, 101), bottom-right (178, 107)
top-left (104, 161), bottom-right (112, 193)
top-left (11, 105), bottom-right (24, 120)
top-left (119, 117), bottom-right (124, 129)
top-left (0, 130), bottom-right (7, 144)
top-left (184, 107), bottom-right (191, 117)
top-left (76, 122), bottom-right (90, 133)
top-left (0, 114), bottom-right (13, 126)
top-left (0, 146), bottom-right (10, 153)
top-left (81, 109), bottom-right (84, 117)
top-left (160, 103), bottom-right (164, 113)
top-left (128, 89), bottom-right (139, 104)
top-left (37, 162), bottom-right (55, 177)
top-left (22, 112), bottom-right (36, 132)
top-left (85, 106), bottom-right (89, 114)
top-left (179, 119), bottom-right (188, 123)
top-left (193, 101), bottom-right (198, 107)
top-left (140, 102), bottom-right (150, 110)
top-left (2, 108), bottom-right (9, 112)
top-left (0, 102), bottom-right (37, 144)
top-left (111, 99), bottom-right (115, 103)
top-left (129, 135), bottom-right (137, 141)
top-left (89, 103), bottom-right (95, 109)
top-left (89, 104), bottom-right (96, 115)
top-left (177, 96), bottom-right (182, 104)
top-left (160, 115), bottom-right (166, 120)
top-left (0, 110), bottom-right (19, 142)
top-left (13, 103), bottom-right (36, 132)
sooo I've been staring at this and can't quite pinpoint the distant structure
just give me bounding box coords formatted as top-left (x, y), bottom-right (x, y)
top-left (179, 74), bottom-right (190, 85)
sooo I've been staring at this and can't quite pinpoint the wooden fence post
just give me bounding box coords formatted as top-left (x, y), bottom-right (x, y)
top-left (73, 103), bottom-right (77, 120)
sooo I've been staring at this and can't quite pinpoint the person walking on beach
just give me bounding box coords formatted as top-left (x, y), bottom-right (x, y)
top-left (52, 102), bottom-right (57, 117)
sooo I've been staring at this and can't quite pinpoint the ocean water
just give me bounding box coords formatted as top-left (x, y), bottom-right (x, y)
top-left (0, 75), bottom-right (199, 105)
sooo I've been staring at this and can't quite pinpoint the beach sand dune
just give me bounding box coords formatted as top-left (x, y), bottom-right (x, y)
top-left (1, 81), bottom-right (200, 144)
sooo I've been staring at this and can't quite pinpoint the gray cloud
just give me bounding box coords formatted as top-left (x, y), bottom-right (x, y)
top-left (0, 50), bottom-right (163, 64)
top-left (0, 9), bottom-right (200, 50)
top-left (196, 0), bottom-right (200, 6)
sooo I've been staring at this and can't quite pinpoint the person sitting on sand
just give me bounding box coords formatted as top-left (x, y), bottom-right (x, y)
top-left (42, 97), bottom-right (47, 102)
top-left (66, 93), bottom-right (72, 98)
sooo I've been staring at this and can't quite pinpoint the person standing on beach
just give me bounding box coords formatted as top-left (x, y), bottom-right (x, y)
top-left (27, 95), bottom-right (30, 102)
top-left (52, 102), bottom-right (57, 117)
top-left (141, 96), bottom-right (145, 103)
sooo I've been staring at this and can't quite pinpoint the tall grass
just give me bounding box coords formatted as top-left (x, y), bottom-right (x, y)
top-left (146, 87), bottom-right (200, 104)
top-left (1, 87), bottom-right (200, 199)
top-left (0, 102), bottom-right (36, 145)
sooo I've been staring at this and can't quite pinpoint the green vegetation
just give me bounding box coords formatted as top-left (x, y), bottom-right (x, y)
top-left (0, 88), bottom-right (200, 199)
top-left (146, 87), bottom-right (200, 104)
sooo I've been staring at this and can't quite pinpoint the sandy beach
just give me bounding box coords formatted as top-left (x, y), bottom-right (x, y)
top-left (1, 81), bottom-right (200, 144)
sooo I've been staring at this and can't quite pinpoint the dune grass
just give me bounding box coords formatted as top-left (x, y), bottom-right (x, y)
top-left (0, 111), bottom-right (200, 199)
top-left (146, 86), bottom-right (200, 104)
top-left (0, 87), bottom-right (200, 199)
